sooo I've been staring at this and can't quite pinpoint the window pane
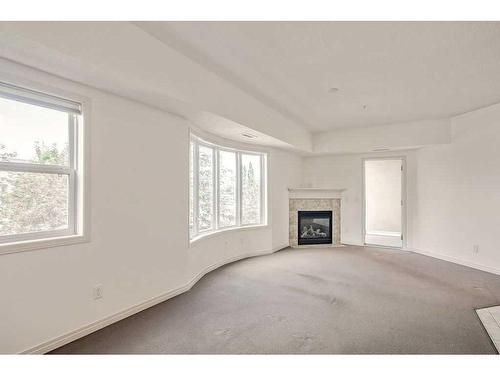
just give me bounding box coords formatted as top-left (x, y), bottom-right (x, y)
top-left (241, 154), bottom-right (261, 225)
top-left (218, 150), bottom-right (236, 227)
top-left (0, 97), bottom-right (69, 166)
top-left (189, 141), bottom-right (194, 237)
top-left (197, 145), bottom-right (214, 230)
top-left (0, 171), bottom-right (69, 236)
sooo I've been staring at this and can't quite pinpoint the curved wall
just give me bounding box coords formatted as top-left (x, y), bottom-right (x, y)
top-left (185, 128), bottom-right (302, 283)
top-left (0, 58), bottom-right (302, 353)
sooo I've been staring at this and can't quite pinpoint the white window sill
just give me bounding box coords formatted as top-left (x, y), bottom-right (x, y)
top-left (365, 230), bottom-right (401, 237)
top-left (0, 234), bottom-right (88, 256)
top-left (189, 224), bottom-right (269, 248)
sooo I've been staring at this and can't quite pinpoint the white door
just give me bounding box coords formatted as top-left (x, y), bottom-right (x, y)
top-left (363, 158), bottom-right (404, 248)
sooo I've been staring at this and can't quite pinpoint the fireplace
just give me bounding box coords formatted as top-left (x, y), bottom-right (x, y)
top-left (298, 210), bottom-right (333, 245)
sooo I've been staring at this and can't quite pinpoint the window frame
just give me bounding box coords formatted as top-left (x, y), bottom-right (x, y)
top-left (189, 133), bottom-right (267, 242)
top-left (195, 140), bottom-right (216, 234)
top-left (0, 79), bottom-right (88, 254)
top-left (239, 151), bottom-right (266, 227)
top-left (216, 147), bottom-right (238, 230)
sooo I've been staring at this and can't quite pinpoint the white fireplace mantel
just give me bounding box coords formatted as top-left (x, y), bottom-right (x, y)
top-left (288, 187), bottom-right (345, 199)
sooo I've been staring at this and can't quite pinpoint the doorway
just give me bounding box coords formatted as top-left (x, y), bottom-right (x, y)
top-left (363, 158), bottom-right (405, 248)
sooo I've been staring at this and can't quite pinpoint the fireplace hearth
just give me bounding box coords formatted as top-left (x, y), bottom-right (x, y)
top-left (298, 210), bottom-right (333, 245)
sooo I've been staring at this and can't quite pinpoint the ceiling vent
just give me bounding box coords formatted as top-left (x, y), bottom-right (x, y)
top-left (241, 133), bottom-right (257, 139)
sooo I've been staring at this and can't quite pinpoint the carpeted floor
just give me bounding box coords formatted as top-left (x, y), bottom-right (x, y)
top-left (51, 246), bottom-right (500, 354)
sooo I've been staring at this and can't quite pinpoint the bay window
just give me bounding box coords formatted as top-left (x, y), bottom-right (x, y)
top-left (189, 134), bottom-right (266, 240)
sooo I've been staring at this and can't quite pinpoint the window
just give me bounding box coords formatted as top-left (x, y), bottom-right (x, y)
top-left (0, 82), bottom-right (82, 245)
top-left (241, 153), bottom-right (262, 225)
top-left (197, 144), bottom-right (214, 231)
top-left (218, 150), bottom-right (237, 228)
top-left (189, 134), bottom-right (266, 240)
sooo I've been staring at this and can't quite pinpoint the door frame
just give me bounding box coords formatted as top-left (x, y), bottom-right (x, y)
top-left (361, 156), bottom-right (407, 249)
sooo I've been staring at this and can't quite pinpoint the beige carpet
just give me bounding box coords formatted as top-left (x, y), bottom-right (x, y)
top-left (51, 246), bottom-right (500, 354)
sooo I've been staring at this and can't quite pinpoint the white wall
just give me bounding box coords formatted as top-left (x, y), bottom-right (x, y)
top-left (303, 102), bottom-right (500, 275)
top-left (269, 149), bottom-right (303, 250)
top-left (302, 151), bottom-right (417, 248)
top-left (413, 102), bottom-right (500, 273)
top-left (313, 118), bottom-right (451, 154)
top-left (0, 59), bottom-right (303, 353)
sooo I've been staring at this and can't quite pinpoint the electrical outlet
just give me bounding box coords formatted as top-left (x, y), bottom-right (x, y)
top-left (93, 284), bottom-right (103, 300)
top-left (473, 245), bottom-right (479, 255)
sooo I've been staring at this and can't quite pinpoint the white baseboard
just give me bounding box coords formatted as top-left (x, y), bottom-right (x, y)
top-left (20, 245), bottom-right (288, 354)
top-left (409, 248), bottom-right (500, 276)
top-left (344, 243), bottom-right (500, 276)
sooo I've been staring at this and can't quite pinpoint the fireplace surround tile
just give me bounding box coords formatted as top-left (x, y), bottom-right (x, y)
top-left (289, 198), bottom-right (341, 247)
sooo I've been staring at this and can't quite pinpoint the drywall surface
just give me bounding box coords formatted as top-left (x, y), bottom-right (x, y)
top-left (269, 149), bottom-right (303, 250)
top-left (303, 101), bottom-right (500, 274)
top-left (302, 151), bottom-right (417, 248)
top-left (413, 102), bottom-right (500, 273)
top-left (313, 118), bottom-right (451, 154)
top-left (0, 58), bottom-right (302, 353)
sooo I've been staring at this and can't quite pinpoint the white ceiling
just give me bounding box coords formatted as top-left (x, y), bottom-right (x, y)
top-left (0, 22), bottom-right (313, 151)
top-left (137, 22), bottom-right (500, 132)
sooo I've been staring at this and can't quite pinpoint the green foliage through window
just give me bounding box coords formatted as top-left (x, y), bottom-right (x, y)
top-left (0, 143), bottom-right (69, 236)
